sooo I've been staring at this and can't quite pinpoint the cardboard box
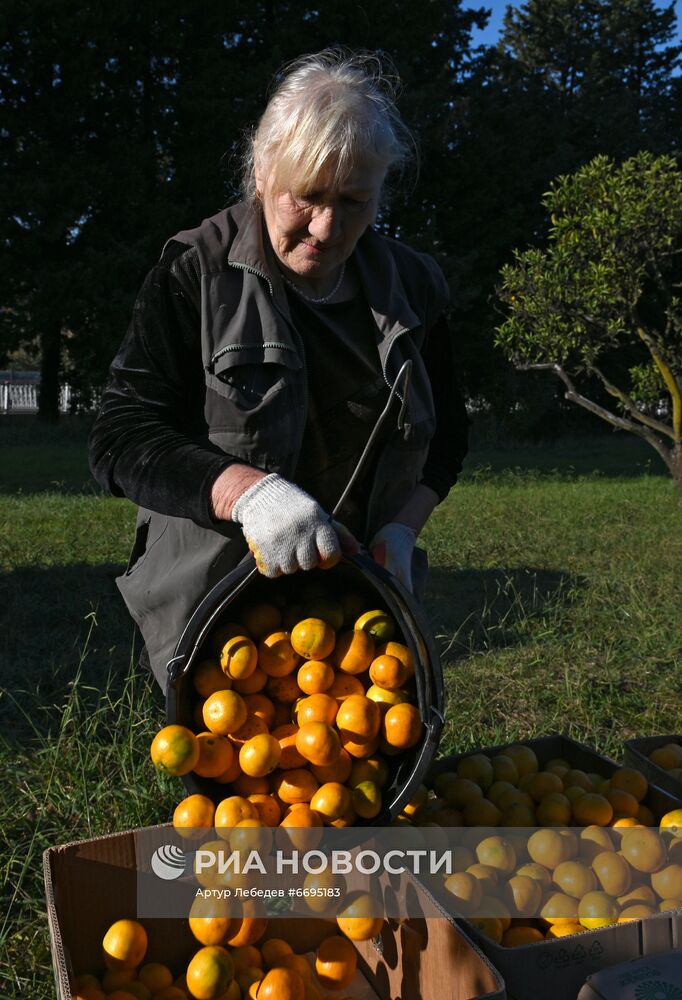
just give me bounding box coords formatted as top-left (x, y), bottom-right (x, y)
top-left (354, 913), bottom-right (505, 1000)
top-left (423, 735), bottom-right (682, 1000)
top-left (623, 734), bottom-right (682, 800)
top-left (44, 826), bottom-right (506, 1000)
top-left (577, 950), bottom-right (682, 999)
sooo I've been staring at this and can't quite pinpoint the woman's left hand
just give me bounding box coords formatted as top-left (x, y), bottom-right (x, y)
top-left (369, 522), bottom-right (417, 592)
top-left (368, 484), bottom-right (441, 592)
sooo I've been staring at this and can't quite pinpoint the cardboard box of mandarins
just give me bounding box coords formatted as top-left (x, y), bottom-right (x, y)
top-left (418, 735), bottom-right (682, 1000)
top-left (44, 825), bottom-right (506, 1000)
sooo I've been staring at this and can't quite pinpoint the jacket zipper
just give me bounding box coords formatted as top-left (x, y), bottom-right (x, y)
top-left (227, 259), bottom-right (274, 295)
top-left (363, 324), bottom-right (417, 540)
top-left (211, 341), bottom-right (299, 366)
top-left (380, 326), bottom-right (410, 399)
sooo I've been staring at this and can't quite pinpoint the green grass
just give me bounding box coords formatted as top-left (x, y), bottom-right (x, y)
top-left (1, 417), bottom-right (681, 996)
top-left (0, 415), bottom-right (98, 495)
top-left (423, 474), bottom-right (682, 756)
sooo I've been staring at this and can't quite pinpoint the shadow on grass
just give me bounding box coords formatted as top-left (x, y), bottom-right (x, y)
top-left (1, 561), bottom-right (584, 744)
top-left (423, 566), bottom-right (584, 660)
top-left (0, 562), bottom-right (151, 743)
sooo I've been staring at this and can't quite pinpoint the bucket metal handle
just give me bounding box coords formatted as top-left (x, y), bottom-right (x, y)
top-left (332, 360), bottom-right (412, 519)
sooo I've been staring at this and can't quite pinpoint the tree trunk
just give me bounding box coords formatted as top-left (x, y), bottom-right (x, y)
top-left (38, 317), bottom-right (62, 422)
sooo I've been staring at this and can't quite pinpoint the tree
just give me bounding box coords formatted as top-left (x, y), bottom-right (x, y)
top-left (1, 0), bottom-right (483, 418)
top-left (495, 152), bottom-right (682, 494)
top-left (0, 0), bottom-right (193, 417)
top-left (439, 0), bottom-right (681, 427)
top-left (499, 0), bottom-right (680, 155)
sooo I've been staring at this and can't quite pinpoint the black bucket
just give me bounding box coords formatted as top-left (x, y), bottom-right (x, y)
top-left (166, 553), bottom-right (445, 825)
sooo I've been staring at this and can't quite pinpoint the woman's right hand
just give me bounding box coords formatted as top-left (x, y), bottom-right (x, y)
top-left (216, 469), bottom-right (358, 577)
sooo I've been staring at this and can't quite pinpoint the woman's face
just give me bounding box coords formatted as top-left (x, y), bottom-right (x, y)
top-left (257, 160), bottom-right (386, 291)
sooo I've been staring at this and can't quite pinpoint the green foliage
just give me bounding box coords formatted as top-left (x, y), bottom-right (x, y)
top-left (630, 361), bottom-right (668, 407)
top-left (497, 152), bottom-right (682, 371)
top-left (496, 151), bottom-right (682, 490)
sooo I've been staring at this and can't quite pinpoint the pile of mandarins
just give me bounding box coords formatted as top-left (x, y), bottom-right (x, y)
top-left (396, 742), bottom-right (682, 948)
top-left (151, 587), bottom-right (425, 833)
top-left (71, 917), bottom-right (362, 1000)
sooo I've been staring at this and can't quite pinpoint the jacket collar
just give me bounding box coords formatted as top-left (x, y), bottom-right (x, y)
top-left (228, 201), bottom-right (291, 315)
top-left (228, 202), bottom-right (274, 276)
top-left (227, 201), bottom-right (421, 343)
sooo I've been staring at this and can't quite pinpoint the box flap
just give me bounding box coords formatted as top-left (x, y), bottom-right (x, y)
top-left (577, 950), bottom-right (682, 999)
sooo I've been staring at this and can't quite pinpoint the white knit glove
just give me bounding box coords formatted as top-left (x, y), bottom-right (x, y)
top-left (232, 474), bottom-right (341, 577)
top-left (369, 522), bottom-right (417, 592)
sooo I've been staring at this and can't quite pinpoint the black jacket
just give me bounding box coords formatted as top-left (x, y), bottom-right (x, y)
top-left (88, 203), bottom-right (469, 688)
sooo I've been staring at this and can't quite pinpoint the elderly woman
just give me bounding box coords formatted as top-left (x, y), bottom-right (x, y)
top-left (89, 50), bottom-right (468, 690)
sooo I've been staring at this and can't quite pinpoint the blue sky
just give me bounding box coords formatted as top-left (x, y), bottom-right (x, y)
top-left (461, 0), bottom-right (681, 48)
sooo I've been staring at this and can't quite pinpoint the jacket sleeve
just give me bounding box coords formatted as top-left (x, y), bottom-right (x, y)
top-left (419, 312), bottom-right (470, 501)
top-left (88, 242), bottom-right (235, 527)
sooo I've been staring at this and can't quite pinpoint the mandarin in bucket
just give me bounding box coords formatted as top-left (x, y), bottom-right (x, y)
top-left (290, 618), bottom-right (336, 660)
top-left (332, 629), bottom-right (374, 674)
top-left (295, 721), bottom-right (341, 766)
top-left (150, 725), bottom-right (199, 777)
top-left (381, 702), bottom-right (423, 750)
top-left (220, 635), bottom-right (258, 681)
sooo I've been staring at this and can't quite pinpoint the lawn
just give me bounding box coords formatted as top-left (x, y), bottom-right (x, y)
top-left (1, 417), bottom-right (681, 997)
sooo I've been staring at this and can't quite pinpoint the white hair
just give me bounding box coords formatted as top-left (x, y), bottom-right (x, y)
top-left (243, 48), bottom-right (414, 203)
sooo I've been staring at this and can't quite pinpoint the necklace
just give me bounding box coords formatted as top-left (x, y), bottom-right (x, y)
top-left (283, 263), bottom-right (346, 305)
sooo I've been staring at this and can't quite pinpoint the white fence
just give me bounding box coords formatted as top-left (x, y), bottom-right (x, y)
top-left (1, 383), bottom-right (73, 414)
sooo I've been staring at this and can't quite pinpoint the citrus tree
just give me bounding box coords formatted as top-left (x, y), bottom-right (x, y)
top-left (495, 151), bottom-right (682, 496)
